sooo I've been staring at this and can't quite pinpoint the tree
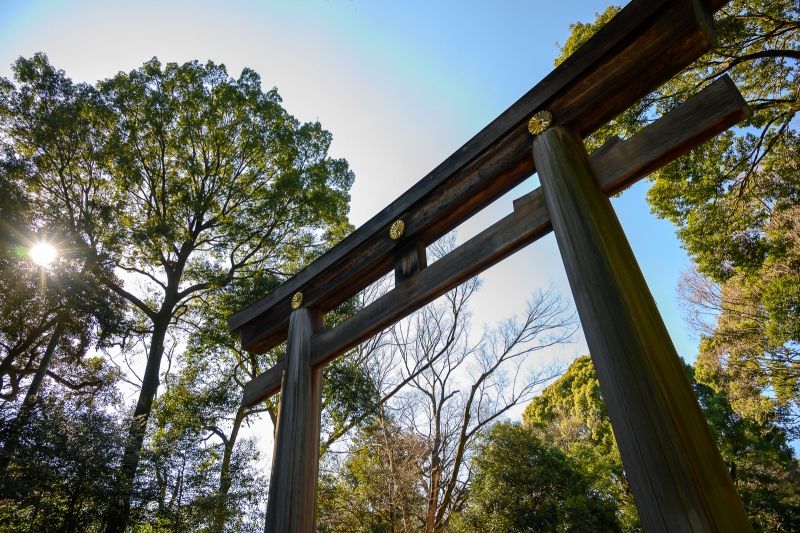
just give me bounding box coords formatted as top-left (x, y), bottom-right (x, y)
top-left (144, 265), bottom-right (382, 531)
top-left (524, 356), bottom-right (800, 532)
top-left (317, 237), bottom-right (576, 532)
top-left (0, 381), bottom-right (125, 532)
top-left (398, 283), bottom-right (572, 533)
top-left (559, 1), bottom-right (800, 436)
top-left (317, 411), bottom-right (428, 533)
top-left (689, 364), bottom-right (800, 531)
top-left (522, 355), bottom-right (638, 531)
top-left (680, 226), bottom-right (800, 438)
top-left (148, 272), bottom-right (279, 532)
top-left (0, 53), bottom-right (354, 531)
top-left (453, 422), bottom-right (620, 533)
top-left (129, 359), bottom-right (267, 532)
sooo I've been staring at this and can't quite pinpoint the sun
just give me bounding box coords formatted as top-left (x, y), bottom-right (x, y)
top-left (30, 242), bottom-right (57, 267)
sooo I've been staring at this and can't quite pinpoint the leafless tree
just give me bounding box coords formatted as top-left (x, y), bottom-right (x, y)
top-left (318, 236), bottom-right (576, 532)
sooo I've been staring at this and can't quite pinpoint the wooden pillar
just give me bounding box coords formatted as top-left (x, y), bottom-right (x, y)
top-left (532, 126), bottom-right (751, 532)
top-left (265, 308), bottom-right (323, 533)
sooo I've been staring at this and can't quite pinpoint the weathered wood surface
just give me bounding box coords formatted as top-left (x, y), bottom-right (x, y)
top-left (241, 76), bottom-right (749, 407)
top-left (533, 125), bottom-right (751, 532)
top-left (394, 240), bottom-right (427, 285)
top-left (229, 0), bottom-right (725, 354)
top-left (263, 309), bottom-right (323, 533)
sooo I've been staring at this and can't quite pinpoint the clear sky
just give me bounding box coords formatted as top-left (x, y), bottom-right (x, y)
top-left (0, 0), bottom-right (699, 366)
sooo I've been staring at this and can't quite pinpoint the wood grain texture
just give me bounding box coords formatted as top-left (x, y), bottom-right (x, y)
top-left (395, 240), bottom-right (427, 285)
top-left (229, 0), bottom-right (728, 354)
top-left (590, 75), bottom-right (749, 196)
top-left (263, 309), bottom-right (322, 533)
top-left (533, 125), bottom-right (751, 532)
top-left (241, 76), bottom-right (749, 407)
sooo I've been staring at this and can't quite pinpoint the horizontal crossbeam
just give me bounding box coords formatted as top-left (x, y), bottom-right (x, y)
top-left (241, 76), bottom-right (749, 407)
top-left (228, 0), bottom-right (726, 354)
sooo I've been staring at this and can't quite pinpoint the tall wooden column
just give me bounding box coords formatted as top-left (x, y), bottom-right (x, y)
top-left (532, 126), bottom-right (751, 531)
top-left (264, 307), bottom-right (323, 533)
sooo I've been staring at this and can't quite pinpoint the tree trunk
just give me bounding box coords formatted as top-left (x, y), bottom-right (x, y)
top-left (0, 317), bottom-right (65, 479)
top-left (212, 404), bottom-right (246, 533)
top-left (104, 317), bottom-right (170, 533)
top-left (423, 445), bottom-right (441, 533)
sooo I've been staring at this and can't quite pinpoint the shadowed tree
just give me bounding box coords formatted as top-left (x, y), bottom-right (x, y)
top-left (0, 377), bottom-right (125, 532)
top-left (453, 422), bottom-right (621, 533)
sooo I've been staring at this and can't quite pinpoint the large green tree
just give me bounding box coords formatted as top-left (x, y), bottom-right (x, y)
top-left (560, 1), bottom-right (799, 436)
top-left (0, 53), bottom-right (354, 531)
top-left (522, 356), bottom-right (638, 531)
top-left (453, 422), bottom-right (620, 533)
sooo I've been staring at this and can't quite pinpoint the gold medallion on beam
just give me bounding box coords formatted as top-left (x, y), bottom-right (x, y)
top-left (528, 110), bottom-right (553, 136)
top-left (290, 291), bottom-right (303, 309)
top-left (389, 219), bottom-right (405, 240)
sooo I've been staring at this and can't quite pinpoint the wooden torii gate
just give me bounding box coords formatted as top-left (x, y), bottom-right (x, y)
top-left (228, 0), bottom-right (754, 530)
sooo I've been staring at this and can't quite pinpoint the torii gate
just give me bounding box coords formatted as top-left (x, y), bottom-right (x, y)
top-left (228, 0), bottom-right (754, 530)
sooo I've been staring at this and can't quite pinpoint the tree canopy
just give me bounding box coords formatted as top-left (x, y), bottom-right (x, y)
top-left (559, 1), bottom-right (800, 438)
top-left (524, 356), bottom-right (800, 532)
top-left (1, 53), bottom-right (354, 531)
top-left (454, 421), bottom-right (620, 533)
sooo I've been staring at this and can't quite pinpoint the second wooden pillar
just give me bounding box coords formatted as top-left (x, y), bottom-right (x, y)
top-left (532, 126), bottom-right (750, 532)
top-left (264, 308), bottom-right (323, 533)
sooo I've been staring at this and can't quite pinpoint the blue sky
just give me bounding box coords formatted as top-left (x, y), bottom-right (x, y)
top-left (0, 0), bottom-right (699, 365)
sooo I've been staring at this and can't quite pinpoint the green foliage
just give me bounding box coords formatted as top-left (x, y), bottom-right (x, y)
top-left (559, 0), bottom-right (800, 439)
top-left (453, 422), bottom-right (620, 533)
top-left (321, 358), bottom-right (380, 450)
top-left (555, 6), bottom-right (621, 67)
top-left (0, 387), bottom-right (124, 532)
top-left (523, 356), bottom-right (800, 532)
top-left (689, 365), bottom-right (800, 531)
top-left (690, 206), bottom-right (800, 437)
top-left (92, 56), bottom-right (354, 288)
top-left (522, 356), bottom-right (638, 530)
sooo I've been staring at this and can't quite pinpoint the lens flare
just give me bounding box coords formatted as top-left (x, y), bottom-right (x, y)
top-left (30, 242), bottom-right (57, 267)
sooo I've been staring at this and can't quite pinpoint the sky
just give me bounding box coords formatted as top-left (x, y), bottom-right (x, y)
top-left (0, 0), bottom-right (700, 395)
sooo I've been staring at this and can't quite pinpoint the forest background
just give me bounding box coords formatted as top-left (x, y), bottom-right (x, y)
top-left (0, 0), bottom-right (797, 531)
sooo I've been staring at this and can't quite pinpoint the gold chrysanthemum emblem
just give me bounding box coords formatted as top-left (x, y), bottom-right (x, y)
top-left (290, 291), bottom-right (303, 310)
top-left (528, 110), bottom-right (553, 135)
top-left (389, 219), bottom-right (405, 240)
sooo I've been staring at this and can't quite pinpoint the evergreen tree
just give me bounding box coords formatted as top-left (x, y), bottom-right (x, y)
top-left (523, 356), bottom-right (800, 532)
top-left (453, 422), bottom-right (620, 533)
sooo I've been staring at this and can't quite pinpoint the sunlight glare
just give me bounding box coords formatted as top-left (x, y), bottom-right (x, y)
top-left (30, 242), bottom-right (57, 267)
